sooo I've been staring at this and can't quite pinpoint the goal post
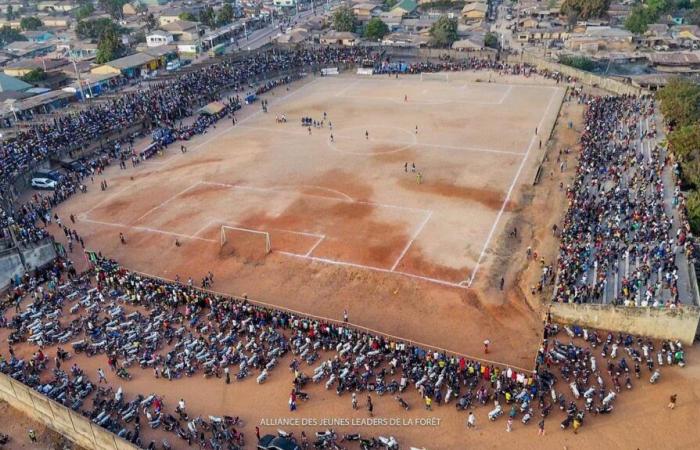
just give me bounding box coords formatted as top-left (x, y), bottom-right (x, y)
top-left (220, 226), bottom-right (271, 255)
top-left (420, 72), bottom-right (449, 82)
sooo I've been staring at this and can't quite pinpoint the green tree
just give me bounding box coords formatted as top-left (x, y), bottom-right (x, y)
top-left (686, 190), bottom-right (700, 232)
top-left (484, 32), bottom-right (499, 49)
top-left (364, 17), bottom-right (389, 40)
top-left (429, 16), bottom-right (458, 47)
top-left (144, 12), bottom-right (157, 31)
top-left (333, 6), bottom-right (357, 32)
top-left (658, 78), bottom-right (700, 127)
top-left (625, 6), bottom-right (655, 34)
top-left (99, 0), bottom-right (127, 20)
top-left (0, 26), bottom-right (26, 46)
top-left (559, 54), bottom-right (595, 71)
top-left (561, 0), bottom-right (611, 20)
top-left (668, 124), bottom-right (700, 167)
top-left (217, 3), bottom-right (234, 26)
top-left (6, 5), bottom-right (14, 20)
top-left (20, 68), bottom-right (46, 83)
top-left (96, 28), bottom-right (125, 63)
top-left (74, 3), bottom-right (95, 20)
top-left (76, 18), bottom-right (123, 39)
top-left (383, 0), bottom-right (398, 8)
top-left (20, 17), bottom-right (43, 31)
top-left (179, 12), bottom-right (197, 21)
top-left (199, 6), bottom-right (216, 27)
top-left (134, 1), bottom-right (148, 15)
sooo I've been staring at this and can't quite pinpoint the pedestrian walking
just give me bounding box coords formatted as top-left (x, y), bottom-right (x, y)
top-left (119, 232), bottom-right (126, 244)
top-left (367, 395), bottom-right (373, 416)
top-left (538, 418), bottom-right (545, 436)
top-left (668, 393), bottom-right (677, 409)
top-left (28, 429), bottom-right (37, 442)
top-left (256, 426), bottom-right (260, 442)
top-left (97, 368), bottom-right (107, 383)
top-left (484, 339), bottom-right (490, 354)
top-left (404, 162), bottom-right (408, 172)
top-left (506, 417), bottom-right (513, 432)
top-left (289, 390), bottom-right (297, 412)
top-left (225, 366), bottom-right (230, 384)
top-left (352, 393), bottom-right (357, 410)
top-left (467, 412), bottom-right (476, 429)
top-left (343, 309), bottom-right (348, 323)
top-left (500, 277), bottom-right (505, 290)
top-left (424, 395), bottom-right (432, 410)
top-left (178, 398), bottom-right (186, 415)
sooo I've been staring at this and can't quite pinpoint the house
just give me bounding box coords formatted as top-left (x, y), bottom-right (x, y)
top-left (161, 20), bottom-right (201, 41)
top-left (565, 26), bottom-right (635, 52)
top-left (176, 41), bottom-right (202, 58)
top-left (275, 28), bottom-right (309, 45)
top-left (62, 72), bottom-right (124, 100)
top-left (519, 17), bottom-right (539, 29)
top-left (3, 58), bottom-right (68, 77)
top-left (146, 30), bottom-right (174, 48)
top-left (158, 7), bottom-right (192, 26)
top-left (381, 32), bottom-right (429, 47)
top-left (66, 41), bottom-right (98, 60)
top-left (91, 52), bottom-right (159, 78)
top-left (390, 0), bottom-right (418, 17)
top-left (39, 17), bottom-right (71, 28)
top-left (320, 31), bottom-right (359, 46)
top-left (37, 1), bottom-right (77, 12)
top-left (647, 51), bottom-right (700, 72)
top-left (122, 2), bottom-right (139, 16)
top-left (0, 73), bottom-right (32, 92)
top-left (353, 3), bottom-right (382, 22)
top-left (461, 3), bottom-right (487, 22)
top-left (4, 41), bottom-right (56, 58)
top-left (0, 3), bottom-right (23, 15)
top-left (21, 30), bottom-right (55, 43)
top-left (452, 38), bottom-right (483, 51)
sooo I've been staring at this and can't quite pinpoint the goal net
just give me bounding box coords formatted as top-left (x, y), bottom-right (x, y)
top-left (220, 226), bottom-right (271, 260)
top-left (420, 72), bottom-right (449, 82)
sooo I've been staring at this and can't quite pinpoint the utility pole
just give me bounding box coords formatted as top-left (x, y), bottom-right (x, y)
top-left (71, 58), bottom-right (86, 102)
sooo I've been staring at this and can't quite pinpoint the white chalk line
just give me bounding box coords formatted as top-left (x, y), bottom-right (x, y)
top-left (277, 252), bottom-right (466, 289)
top-left (133, 182), bottom-right (202, 223)
top-left (200, 181), bottom-right (431, 214)
top-left (390, 210), bottom-right (433, 272)
top-left (334, 79), bottom-right (360, 97)
top-left (81, 217), bottom-right (216, 243)
top-left (305, 235), bottom-right (326, 257)
top-left (466, 87), bottom-right (564, 287)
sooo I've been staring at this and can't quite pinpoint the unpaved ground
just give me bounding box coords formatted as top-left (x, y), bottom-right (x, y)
top-left (50, 73), bottom-right (565, 370)
top-left (13, 75), bottom-right (700, 449)
top-left (0, 400), bottom-right (84, 450)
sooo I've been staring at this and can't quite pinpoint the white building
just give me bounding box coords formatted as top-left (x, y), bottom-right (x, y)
top-left (146, 31), bottom-right (174, 48)
top-left (273, 0), bottom-right (296, 7)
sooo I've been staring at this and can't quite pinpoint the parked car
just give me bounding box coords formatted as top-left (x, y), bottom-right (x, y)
top-left (257, 435), bottom-right (301, 450)
top-left (33, 169), bottom-right (63, 182)
top-left (31, 178), bottom-right (57, 190)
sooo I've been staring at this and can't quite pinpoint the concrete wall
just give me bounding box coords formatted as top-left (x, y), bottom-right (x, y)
top-left (508, 52), bottom-right (646, 96)
top-left (20, 241), bottom-right (57, 270)
top-left (549, 303), bottom-right (700, 345)
top-left (0, 250), bottom-right (24, 290)
top-left (0, 372), bottom-right (138, 450)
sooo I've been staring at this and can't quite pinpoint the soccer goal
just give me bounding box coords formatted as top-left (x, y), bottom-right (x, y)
top-left (420, 72), bottom-right (449, 82)
top-left (220, 226), bottom-right (271, 256)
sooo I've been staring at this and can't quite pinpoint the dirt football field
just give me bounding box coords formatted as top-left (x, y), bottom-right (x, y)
top-left (55, 73), bottom-right (564, 369)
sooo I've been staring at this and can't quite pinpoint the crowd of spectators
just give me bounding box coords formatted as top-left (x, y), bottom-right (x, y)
top-left (552, 95), bottom-right (694, 306)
